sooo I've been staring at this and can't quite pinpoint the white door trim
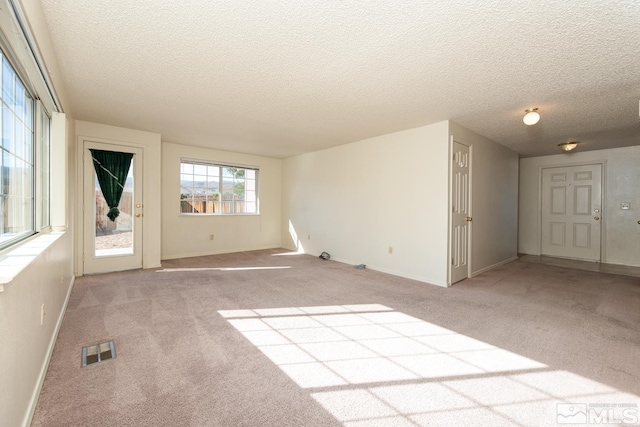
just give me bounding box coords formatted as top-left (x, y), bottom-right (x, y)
top-left (537, 160), bottom-right (607, 261)
top-left (75, 135), bottom-right (150, 276)
top-left (82, 141), bottom-right (143, 274)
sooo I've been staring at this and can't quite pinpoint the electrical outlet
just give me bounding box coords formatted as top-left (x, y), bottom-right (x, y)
top-left (388, 246), bottom-right (393, 254)
top-left (210, 234), bottom-right (215, 240)
top-left (40, 304), bottom-right (45, 326)
top-left (308, 234), bottom-right (311, 240)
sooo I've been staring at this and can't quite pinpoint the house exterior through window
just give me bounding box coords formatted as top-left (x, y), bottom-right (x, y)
top-left (180, 159), bottom-right (258, 215)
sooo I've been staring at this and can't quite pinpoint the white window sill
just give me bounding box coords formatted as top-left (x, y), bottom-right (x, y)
top-left (0, 231), bottom-right (65, 290)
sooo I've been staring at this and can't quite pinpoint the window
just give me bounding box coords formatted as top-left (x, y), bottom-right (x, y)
top-left (180, 160), bottom-right (258, 215)
top-left (0, 50), bottom-right (50, 250)
top-left (38, 106), bottom-right (50, 229)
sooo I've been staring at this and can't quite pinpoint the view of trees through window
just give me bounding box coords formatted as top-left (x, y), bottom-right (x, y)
top-left (180, 160), bottom-right (257, 214)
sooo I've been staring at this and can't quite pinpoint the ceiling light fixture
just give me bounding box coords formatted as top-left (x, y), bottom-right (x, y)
top-left (558, 141), bottom-right (579, 152)
top-left (523, 108), bottom-right (540, 125)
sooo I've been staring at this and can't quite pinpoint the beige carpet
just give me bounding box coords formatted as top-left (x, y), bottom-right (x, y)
top-left (31, 249), bottom-right (640, 426)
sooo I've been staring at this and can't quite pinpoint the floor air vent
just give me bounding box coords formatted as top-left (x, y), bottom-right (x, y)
top-left (82, 340), bottom-right (116, 367)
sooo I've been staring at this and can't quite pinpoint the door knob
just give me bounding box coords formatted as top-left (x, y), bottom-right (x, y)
top-left (594, 216), bottom-right (600, 220)
top-left (135, 213), bottom-right (141, 218)
top-left (136, 203), bottom-right (142, 208)
top-left (466, 217), bottom-right (472, 222)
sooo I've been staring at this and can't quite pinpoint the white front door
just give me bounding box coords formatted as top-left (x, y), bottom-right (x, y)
top-left (83, 141), bottom-right (143, 274)
top-left (451, 141), bottom-right (471, 284)
top-left (541, 164), bottom-right (602, 261)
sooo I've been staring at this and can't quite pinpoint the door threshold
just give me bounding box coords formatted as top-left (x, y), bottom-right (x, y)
top-left (518, 254), bottom-right (640, 278)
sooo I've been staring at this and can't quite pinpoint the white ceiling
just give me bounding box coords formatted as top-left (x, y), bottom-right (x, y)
top-left (38, 0), bottom-right (640, 159)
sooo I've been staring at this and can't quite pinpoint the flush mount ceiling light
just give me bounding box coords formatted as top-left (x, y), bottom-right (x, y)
top-left (558, 141), bottom-right (579, 152)
top-left (523, 108), bottom-right (540, 125)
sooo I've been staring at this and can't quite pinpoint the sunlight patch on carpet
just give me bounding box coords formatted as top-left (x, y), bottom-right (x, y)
top-left (219, 304), bottom-right (639, 426)
top-left (157, 266), bottom-right (291, 272)
top-left (271, 251), bottom-right (306, 256)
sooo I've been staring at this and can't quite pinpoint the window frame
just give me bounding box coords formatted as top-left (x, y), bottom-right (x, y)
top-left (179, 159), bottom-right (259, 216)
top-left (36, 104), bottom-right (51, 232)
top-left (0, 46), bottom-right (51, 251)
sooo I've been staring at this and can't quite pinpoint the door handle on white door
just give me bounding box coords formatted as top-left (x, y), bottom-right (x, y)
top-left (594, 216), bottom-right (600, 220)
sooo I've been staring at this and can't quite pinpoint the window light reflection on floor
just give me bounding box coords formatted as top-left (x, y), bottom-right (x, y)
top-left (219, 304), bottom-right (638, 426)
top-left (157, 266), bottom-right (291, 273)
top-left (271, 251), bottom-right (306, 256)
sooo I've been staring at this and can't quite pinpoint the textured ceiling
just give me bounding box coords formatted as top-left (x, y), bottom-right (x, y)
top-left (38, 0), bottom-right (640, 158)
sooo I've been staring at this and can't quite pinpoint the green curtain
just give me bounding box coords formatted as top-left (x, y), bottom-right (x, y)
top-left (90, 149), bottom-right (134, 222)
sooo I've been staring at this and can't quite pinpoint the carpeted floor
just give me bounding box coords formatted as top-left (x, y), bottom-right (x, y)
top-left (31, 249), bottom-right (640, 426)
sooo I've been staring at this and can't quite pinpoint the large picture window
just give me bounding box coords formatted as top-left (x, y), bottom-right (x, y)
top-left (180, 160), bottom-right (258, 215)
top-left (0, 51), bottom-right (50, 250)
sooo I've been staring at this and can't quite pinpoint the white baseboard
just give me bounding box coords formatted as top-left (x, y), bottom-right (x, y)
top-left (327, 255), bottom-right (448, 288)
top-left (161, 245), bottom-right (282, 261)
top-left (601, 259), bottom-right (640, 268)
top-left (471, 256), bottom-right (518, 277)
top-left (24, 276), bottom-right (76, 427)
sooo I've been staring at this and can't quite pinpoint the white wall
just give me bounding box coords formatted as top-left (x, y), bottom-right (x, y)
top-left (519, 145), bottom-right (640, 266)
top-left (281, 121), bottom-right (519, 286)
top-left (282, 122), bottom-right (451, 285)
top-left (161, 142), bottom-right (282, 259)
top-left (449, 122), bottom-right (519, 276)
top-left (51, 113), bottom-right (70, 229)
top-left (0, 2), bottom-right (75, 426)
top-left (75, 121), bottom-right (162, 273)
top-left (0, 232), bottom-right (74, 427)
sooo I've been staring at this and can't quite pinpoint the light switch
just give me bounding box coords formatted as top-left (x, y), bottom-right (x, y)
top-left (621, 202), bottom-right (631, 210)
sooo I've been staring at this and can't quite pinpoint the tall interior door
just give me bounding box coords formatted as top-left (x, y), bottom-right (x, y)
top-left (83, 141), bottom-right (143, 274)
top-left (451, 141), bottom-right (471, 284)
top-left (541, 164), bottom-right (602, 261)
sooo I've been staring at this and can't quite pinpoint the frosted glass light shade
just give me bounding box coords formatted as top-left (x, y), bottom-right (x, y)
top-left (558, 142), bottom-right (578, 151)
top-left (523, 109), bottom-right (540, 125)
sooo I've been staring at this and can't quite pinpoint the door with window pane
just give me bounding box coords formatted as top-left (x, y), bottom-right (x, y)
top-left (83, 141), bottom-right (142, 274)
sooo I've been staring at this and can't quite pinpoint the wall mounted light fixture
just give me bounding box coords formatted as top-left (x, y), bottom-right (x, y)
top-left (523, 108), bottom-right (540, 125)
top-left (558, 141), bottom-right (579, 152)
